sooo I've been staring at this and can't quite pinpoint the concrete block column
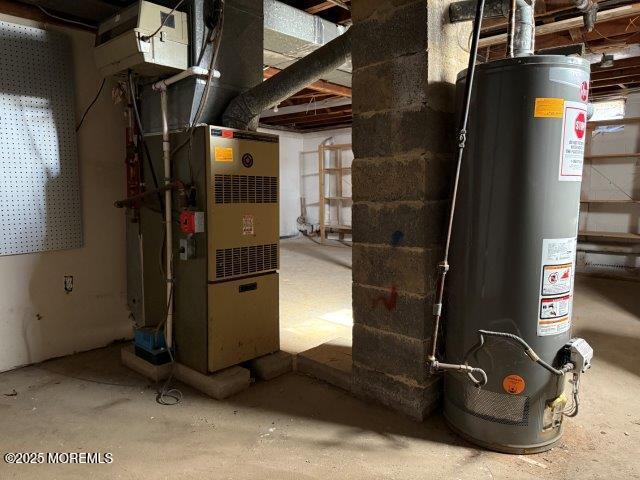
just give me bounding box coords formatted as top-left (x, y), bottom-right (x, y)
top-left (351, 0), bottom-right (471, 420)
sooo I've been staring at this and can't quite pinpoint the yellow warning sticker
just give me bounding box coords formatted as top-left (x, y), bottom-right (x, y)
top-left (534, 98), bottom-right (564, 118)
top-left (215, 147), bottom-right (234, 162)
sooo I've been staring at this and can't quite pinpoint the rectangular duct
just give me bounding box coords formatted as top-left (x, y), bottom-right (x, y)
top-left (141, 0), bottom-right (351, 133)
top-left (263, 0), bottom-right (351, 87)
top-left (141, 0), bottom-right (263, 132)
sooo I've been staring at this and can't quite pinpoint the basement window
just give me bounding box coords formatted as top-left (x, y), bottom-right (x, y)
top-left (590, 99), bottom-right (626, 134)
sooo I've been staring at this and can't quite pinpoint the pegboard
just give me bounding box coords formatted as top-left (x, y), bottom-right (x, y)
top-left (0, 20), bottom-right (82, 256)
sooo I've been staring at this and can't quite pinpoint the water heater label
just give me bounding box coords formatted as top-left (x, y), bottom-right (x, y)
top-left (559, 101), bottom-right (587, 182)
top-left (534, 97), bottom-right (564, 118)
top-left (541, 263), bottom-right (572, 296)
top-left (538, 237), bottom-right (577, 336)
top-left (540, 295), bottom-right (571, 319)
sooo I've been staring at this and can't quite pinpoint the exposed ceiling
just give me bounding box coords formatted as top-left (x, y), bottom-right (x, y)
top-left (260, 0), bottom-right (352, 131)
top-left (1, 0), bottom-right (639, 131)
top-left (478, 0), bottom-right (640, 99)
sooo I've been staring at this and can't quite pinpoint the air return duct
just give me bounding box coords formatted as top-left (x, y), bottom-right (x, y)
top-left (222, 26), bottom-right (352, 131)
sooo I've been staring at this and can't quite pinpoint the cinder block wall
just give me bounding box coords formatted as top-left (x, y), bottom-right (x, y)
top-left (350, 0), bottom-right (470, 420)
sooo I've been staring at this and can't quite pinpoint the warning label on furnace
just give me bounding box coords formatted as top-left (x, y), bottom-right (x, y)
top-left (215, 147), bottom-right (234, 162)
top-left (559, 101), bottom-right (587, 182)
top-left (537, 237), bottom-right (577, 336)
top-left (242, 214), bottom-right (254, 236)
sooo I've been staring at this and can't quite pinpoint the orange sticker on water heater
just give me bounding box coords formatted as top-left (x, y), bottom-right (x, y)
top-left (534, 98), bottom-right (564, 118)
top-left (503, 374), bottom-right (526, 395)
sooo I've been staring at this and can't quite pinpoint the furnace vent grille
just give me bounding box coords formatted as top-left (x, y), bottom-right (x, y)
top-left (214, 175), bottom-right (278, 204)
top-left (215, 243), bottom-right (278, 279)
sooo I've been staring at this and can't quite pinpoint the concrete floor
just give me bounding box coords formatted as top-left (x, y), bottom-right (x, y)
top-left (0, 238), bottom-right (639, 479)
top-left (280, 237), bottom-right (353, 354)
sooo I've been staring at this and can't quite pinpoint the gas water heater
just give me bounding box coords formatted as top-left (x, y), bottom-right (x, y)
top-left (443, 55), bottom-right (594, 453)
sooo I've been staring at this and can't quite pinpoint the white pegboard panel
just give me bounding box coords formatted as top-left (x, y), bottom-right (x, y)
top-left (0, 20), bottom-right (82, 256)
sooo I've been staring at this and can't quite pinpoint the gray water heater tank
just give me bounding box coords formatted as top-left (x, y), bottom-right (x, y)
top-left (444, 55), bottom-right (590, 453)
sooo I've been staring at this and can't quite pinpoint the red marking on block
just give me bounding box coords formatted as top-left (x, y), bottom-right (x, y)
top-left (372, 286), bottom-right (398, 311)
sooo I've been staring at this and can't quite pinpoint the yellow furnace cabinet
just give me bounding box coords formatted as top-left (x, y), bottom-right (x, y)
top-left (142, 126), bottom-right (280, 374)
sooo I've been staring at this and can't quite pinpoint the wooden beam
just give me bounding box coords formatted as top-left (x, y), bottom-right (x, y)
top-left (273, 113), bottom-right (352, 126)
top-left (306, 2), bottom-right (336, 14)
top-left (592, 66), bottom-right (640, 82)
top-left (263, 67), bottom-right (352, 97)
top-left (262, 105), bottom-right (352, 125)
top-left (592, 55), bottom-right (640, 73)
top-left (479, 3), bottom-right (640, 48)
top-left (288, 115), bottom-right (353, 129)
top-left (305, 0), bottom-right (350, 14)
top-left (591, 76), bottom-right (640, 88)
top-left (0, 0), bottom-right (95, 31)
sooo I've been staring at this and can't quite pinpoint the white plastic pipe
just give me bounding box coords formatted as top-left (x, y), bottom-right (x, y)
top-left (152, 66), bottom-right (219, 91)
top-left (152, 66), bottom-right (219, 350)
top-left (159, 88), bottom-right (173, 349)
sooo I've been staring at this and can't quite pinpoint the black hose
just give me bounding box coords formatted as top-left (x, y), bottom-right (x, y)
top-left (75, 78), bottom-right (106, 132)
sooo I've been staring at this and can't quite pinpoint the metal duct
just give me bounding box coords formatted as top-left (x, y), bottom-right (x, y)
top-left (263, 0), bottom-right (351, 87)
top-left (449, 0), bottom-right (598, 32)
top-left (140, 0), bottom-right (350, 133)
top-left (222, 27), bottom-right (351, 130)
top-left (514, 0), bottom-right (534, 56)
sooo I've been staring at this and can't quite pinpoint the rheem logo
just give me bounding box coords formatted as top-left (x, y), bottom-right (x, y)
top-left (580, 81), bottom-right (589, 102)
top-left (574, 112), bottom-right (586, 139)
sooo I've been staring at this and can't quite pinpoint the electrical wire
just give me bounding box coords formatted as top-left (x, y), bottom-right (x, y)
top-left (37, 5), bottom-right (96, 29)
top-left (300, 230), bottom-right (351, 248)
top-left (155, 281), bottom-right (183, 406)
top-left (168, 0), bottom-right (226, 169)
top-left (563, 373), bottom-right (580, 417)
top-left (140, 0), bottom-right (187, 42)
top-left (128, 72), bottom-right (164, 211)
top-left (75, 78), bottom-right (106, 132)
top-left (189, 0), bottom-right (225, 130)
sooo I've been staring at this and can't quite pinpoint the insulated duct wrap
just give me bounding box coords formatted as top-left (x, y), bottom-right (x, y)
top-left (514, 0), bottom-right (534, 56)
top-left (222, 27), bottom-right (352, 130)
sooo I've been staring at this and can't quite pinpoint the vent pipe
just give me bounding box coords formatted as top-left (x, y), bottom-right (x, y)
top-left (513, 0), bottom-right (534, 56)
top-left (222, 27), bottom-right (352, 131)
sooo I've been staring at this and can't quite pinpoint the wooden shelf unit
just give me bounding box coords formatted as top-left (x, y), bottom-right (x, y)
top-left (587, 117), bottom-right (640, 129)
top-left (578, 231), bottom-right (640, 244)
top-left (579, 115), bottom-right (639, 257)
top-left (319, 143), bottom-right (352, 243)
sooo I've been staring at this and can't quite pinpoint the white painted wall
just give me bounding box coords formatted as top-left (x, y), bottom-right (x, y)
top-left (301, 128), bottom-right (352, 232)
top-left (578, 92), bottom-right (640, 279)
top-left (0, 16), bottom-right (131, 372)
top-left (259, 127), bottom-right (352, 237)
top-left (258, 128), bottom-right (303, 237)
